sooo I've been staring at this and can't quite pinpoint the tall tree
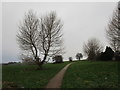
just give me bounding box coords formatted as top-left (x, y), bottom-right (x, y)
top-left (83, 38), bottom-right (103, 60)
top-left (106, 2), bottom-right (120, 52)
top-left (17, 10), bottom-right (64, 69)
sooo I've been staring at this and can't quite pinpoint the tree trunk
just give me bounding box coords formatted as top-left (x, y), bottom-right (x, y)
top-left (37, 62), bottom-right (44, 70)
top-left (34, 62), bottom-right (44, 70)
top-left (35, 58), bottom-right (44, 70)
top-left (41, 53), bottom-right (48, 64)
top-left (34, 52), bottom-right (48, 70)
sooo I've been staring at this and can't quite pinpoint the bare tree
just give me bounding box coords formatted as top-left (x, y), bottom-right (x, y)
top-left (76, 53), bottom-right (83, 60)
top-left (39, 11), bottom-right (64, 65)
top-left (83, 38), bottom-right (103, 60)
top-left (17, 10), bottom-right (64, 68)
top-left (17, 10), bottom-right (40, 66)
top-left (106, 2), bottom-right (120, 52)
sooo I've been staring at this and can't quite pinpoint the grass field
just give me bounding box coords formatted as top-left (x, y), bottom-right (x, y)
top-left (2, 61), bottom-right (120, 88)
top-left (2, 62), bottom-right (70, 88)
top-left (62, 61), bottom-right (120, 88)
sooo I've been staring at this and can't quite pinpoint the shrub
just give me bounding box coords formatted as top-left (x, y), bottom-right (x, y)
top-left (100, 46), bottom-right (114, 61)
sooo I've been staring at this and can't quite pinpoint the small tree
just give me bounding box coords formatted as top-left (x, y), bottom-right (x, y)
top-left (83, 38), bottom-right (103, 60)
top-left (76, 53), bottom-right (83, 60)
top-left (114, 51), bottom-right (120, 61)
top-left (69, 57), bottom-right (73, 62)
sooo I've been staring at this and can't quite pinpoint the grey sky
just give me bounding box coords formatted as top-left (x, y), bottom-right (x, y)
top-left (2, 2), bottom-right (117, 63)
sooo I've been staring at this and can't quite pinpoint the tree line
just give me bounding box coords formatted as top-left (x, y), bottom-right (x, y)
top-left (83, 2), bottom-right (120, 61)
top-left (17, 2), bottom-right (120, 69)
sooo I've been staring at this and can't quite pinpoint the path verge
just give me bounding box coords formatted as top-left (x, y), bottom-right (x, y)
top-left (45, 63), bottom-right (72, 88)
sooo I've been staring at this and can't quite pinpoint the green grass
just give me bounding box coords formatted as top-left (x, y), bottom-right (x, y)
top-left (62, 61), bottom-right (119, 88)
top-left (2, 62), bottom-right (70, 88)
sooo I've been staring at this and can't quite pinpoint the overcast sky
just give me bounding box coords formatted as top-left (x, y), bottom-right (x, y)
top-left (2, 2), bottom-right (117, 63)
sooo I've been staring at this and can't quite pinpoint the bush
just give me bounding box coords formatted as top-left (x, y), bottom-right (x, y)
top-left (22, 57), bottom-right (35, 64)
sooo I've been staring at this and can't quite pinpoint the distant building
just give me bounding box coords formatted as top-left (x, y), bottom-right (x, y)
top-left (52, 55), bottom-right (63, 63)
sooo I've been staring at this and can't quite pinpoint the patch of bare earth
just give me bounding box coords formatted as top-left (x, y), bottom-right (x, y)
top-left (45, 63), bottom-right (72, 88)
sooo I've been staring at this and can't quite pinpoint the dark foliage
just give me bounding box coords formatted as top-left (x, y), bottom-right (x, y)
top-left (114, 51), bottom-right (120, 61)
top-left (99, 46), bottom-right (114, 61)
top-left (76, 53), bottom-right (83, 60)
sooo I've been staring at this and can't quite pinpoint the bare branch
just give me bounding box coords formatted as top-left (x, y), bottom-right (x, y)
top-left (106, 3), bottom-right (120, 51)
top-left (17, 10), bottom-right (64, 68)
top-left (83, 38), bottom-right (103, 60)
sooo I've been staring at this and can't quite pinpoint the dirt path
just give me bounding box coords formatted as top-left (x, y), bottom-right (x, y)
top-left (45, 63), bottom-right (72, 88)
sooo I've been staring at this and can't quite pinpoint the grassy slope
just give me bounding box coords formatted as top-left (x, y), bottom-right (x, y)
top-left (2, 62), bottom-right (69, 88)
top-left (62, 61), bottom-right (119, 88)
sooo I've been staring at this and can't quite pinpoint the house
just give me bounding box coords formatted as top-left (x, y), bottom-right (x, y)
top-left (52, 55), bottom-right (63, 63)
